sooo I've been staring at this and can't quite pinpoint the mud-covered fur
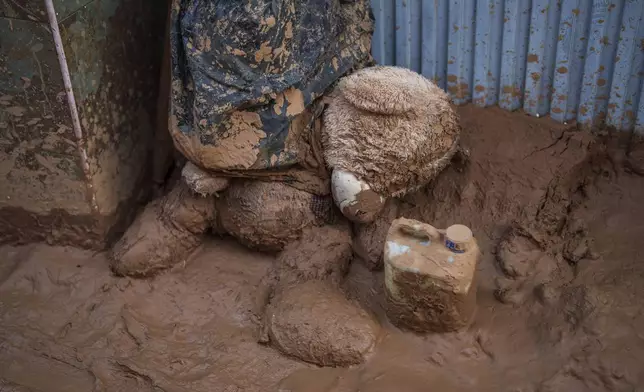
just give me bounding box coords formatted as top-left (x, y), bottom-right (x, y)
top-left (323, 66), bottom-right (461, 197)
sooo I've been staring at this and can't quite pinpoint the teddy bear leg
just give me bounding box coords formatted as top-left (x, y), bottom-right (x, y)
top-left (259, 223), bottom-right (380, 366)
top-left (352, 198), bottom-right (401, 271)
top-left (110, 178), bottom-right (216, 277)
top-left (218, 180), bottom-right (334, 252)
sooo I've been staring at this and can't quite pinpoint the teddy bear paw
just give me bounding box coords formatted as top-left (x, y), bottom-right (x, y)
top-left (181, 161), bottom-right (230, 197)
top-left (331, 169), bottom-right (386, 223)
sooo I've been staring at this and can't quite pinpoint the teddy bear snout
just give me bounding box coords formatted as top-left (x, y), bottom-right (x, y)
top-left (331, 169), bottom-right (386, 223)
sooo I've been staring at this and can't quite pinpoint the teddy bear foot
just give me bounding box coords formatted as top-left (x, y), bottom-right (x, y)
top-left (264, 280), bottom-right (379, 366)
top-left (257, 224), bottom-right (380, 366)
top-left (110, 180), bottom-right (216, 277)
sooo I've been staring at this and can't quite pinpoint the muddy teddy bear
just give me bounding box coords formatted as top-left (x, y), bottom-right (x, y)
top-left (110, 64), bottom-right (461, 365)
top-left (111, 65), bottom-right (461, 275)
top-left (111, 0), bottom-right (460, 367)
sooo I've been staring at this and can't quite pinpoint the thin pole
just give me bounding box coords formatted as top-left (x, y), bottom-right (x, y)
top-left (43, 0), bottom-right (97, 212)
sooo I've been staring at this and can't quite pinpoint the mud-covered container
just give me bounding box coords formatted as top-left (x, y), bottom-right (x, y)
top-left (384, 218), bottom-right (481, 333)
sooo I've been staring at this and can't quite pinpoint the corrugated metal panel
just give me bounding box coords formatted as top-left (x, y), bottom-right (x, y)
top-left (473, 0), bottom-right (503, 107)
top-left (421, 0), bottom-right (448, 88)
top-left (524, 0), bottom-right (560, 116)
top-left (446, 1), bottom-right (475, 104)
top-left (606, 0), bottom-right (644, 130)
top-left (371, 0), bottom-right (644, 133)
top-left (499, 0), bottom-right (531, 111)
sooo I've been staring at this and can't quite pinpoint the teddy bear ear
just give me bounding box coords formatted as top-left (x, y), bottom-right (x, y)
top-left (337, 66), bottom-right (438, 115)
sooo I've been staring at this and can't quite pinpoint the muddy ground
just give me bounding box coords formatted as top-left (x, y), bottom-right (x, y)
top-left (2, 106), bottom-right (644, 391)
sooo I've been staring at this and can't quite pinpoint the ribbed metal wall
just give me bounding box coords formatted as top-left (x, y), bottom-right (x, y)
top-left (371, 0), bottom-right (644, 133)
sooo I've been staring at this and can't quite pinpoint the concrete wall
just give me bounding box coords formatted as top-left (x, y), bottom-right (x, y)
top-left (0, 0), bottom-right (167, 248)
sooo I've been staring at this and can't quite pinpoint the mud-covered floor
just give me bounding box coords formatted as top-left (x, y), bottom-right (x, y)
top-left (2, 106), bottom-right (644, 392)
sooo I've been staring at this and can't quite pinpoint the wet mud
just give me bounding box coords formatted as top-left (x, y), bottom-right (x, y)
top-left (2, 106), bottom-right (644, 391)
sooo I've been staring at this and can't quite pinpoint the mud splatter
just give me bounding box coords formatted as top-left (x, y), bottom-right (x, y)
top-left (172, 112), bottom-right (266, 170)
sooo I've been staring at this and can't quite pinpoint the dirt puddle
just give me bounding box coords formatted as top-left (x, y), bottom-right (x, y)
top-left (2, 106), bottom-right (644, 391)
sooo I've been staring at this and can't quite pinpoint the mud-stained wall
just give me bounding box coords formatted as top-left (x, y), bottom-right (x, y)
top-left (0, 0), bottom-right (166, 248)
top-left (0, 13), bottom-right (96, 246)
top-left (0, 0), bottom-right (88, 21)
top-left (60, 0), bottom-right (166, 225)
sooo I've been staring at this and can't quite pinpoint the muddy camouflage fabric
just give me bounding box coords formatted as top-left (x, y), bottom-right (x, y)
top-left (169, 0), bottom-right (374, 195)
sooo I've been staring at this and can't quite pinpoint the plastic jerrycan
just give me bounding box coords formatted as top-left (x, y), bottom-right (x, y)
top-left (384, 217), bottom-right (480, 333)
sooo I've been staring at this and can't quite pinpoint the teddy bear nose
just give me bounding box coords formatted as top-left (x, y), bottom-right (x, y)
top-left (331, 169), bottom-right (386, 223)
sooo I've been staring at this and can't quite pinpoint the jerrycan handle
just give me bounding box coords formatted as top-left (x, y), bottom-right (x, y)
top-left (394, 218), bottom-right (445, 241)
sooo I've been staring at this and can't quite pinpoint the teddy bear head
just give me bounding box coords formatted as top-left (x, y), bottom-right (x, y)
top-left (322, 66), bottom-right (461, 223)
